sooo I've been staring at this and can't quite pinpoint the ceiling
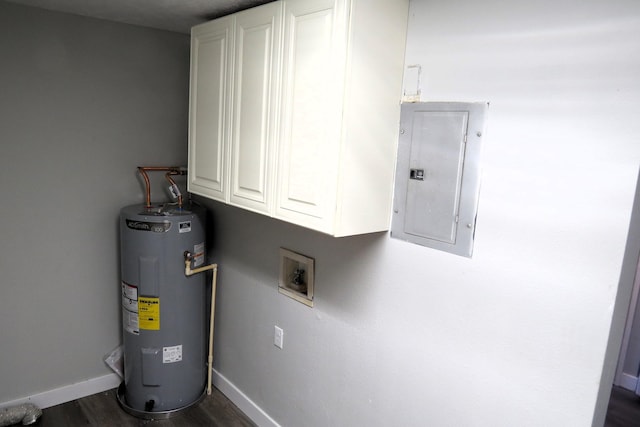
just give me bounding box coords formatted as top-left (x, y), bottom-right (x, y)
top-left (5, 0), bottom-right (275, 34)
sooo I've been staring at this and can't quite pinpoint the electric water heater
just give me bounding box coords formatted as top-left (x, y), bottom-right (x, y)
top-left (118, 201), bottom-right (207, 418)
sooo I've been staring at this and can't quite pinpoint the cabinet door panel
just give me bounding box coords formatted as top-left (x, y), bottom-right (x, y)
top-left (188, 19), bottom-right (233, 201)
top-left (276, 0), bottom-right (341, 231)
top-left (230, 3), bottom-right (281, 213)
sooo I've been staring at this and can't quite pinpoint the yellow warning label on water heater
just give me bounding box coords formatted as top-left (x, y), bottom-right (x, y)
top-left (138, 297), bottom-right (160, 330)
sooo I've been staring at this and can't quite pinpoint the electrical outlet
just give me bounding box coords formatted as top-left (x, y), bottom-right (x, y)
top-left (274, 326), bottom-right (284, 349)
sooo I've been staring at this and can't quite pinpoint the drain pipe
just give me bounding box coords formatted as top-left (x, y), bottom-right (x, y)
top-left (184, 251), bottom-right (218, 396)
top-left (0, 403), bottom-right (41, 426)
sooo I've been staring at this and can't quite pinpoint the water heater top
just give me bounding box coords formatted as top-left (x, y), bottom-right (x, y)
top-left (121, 202), bottom-right (202, 218)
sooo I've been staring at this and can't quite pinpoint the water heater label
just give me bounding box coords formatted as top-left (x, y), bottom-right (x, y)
top-left (179, 221), bottom-right (191, 233)
top-left (123, 310), bottom-right (139, 335)
top-left (138, 297), bottom-right (160, 330)
top-left (193, 243), bottom-right (205, 267)
top-left (122, 282), bottom-right (139, 335)
top-left (122, 282), bottom-right (138, 312)
top-left (163, 345), bottom-right (183, 364)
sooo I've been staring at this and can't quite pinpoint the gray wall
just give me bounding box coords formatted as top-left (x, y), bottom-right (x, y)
top-left (0, 2), bottom-right (189, 403)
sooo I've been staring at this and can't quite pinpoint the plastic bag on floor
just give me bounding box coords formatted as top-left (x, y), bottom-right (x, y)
top-left (104, 345), bottom-right (123, 379)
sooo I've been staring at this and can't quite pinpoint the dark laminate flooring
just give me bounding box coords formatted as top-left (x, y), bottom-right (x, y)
top-left (38, 387), bottom-right (255, 426)
top-left (34, 384), bottom-right (640, 426)
top-left (605, 386), bottom-right (640, 427)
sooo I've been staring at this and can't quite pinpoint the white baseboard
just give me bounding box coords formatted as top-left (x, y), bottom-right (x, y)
top-left (2, 370), bottom-right (274, 427)
top-left (0, 373), bottom-right (121, 410)
top-left (212, 369), bottom-right (280, 427)
top-left (616, 372), bottom-right (638, 392)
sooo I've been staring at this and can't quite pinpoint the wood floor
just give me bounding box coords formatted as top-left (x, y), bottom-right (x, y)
top-left (39, 387), bottom-right (255, 426)
top-left (34, 384), bottom-right (640, 426)
top-left (605, 386), bottom-right (640, 427)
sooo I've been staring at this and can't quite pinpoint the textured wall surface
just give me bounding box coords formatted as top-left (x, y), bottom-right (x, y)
top-left (0, 1), bottom-right (189, 404)
top-left (200, 0), bottom-right (640, 426)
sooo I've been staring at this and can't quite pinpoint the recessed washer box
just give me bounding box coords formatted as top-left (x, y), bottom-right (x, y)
top-left (279, 248), bottom-right (314, 307)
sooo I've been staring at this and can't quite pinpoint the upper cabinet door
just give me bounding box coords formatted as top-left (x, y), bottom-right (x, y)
top-left (188, 17), bottom-right (234, 202)
top-left (229, 3), bottom-right (283, 214)
top-left (275, 0), bottom-right (343, 233)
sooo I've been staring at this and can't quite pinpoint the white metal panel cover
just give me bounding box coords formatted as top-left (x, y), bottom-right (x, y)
top-left (391, 102), bottom-right (488, 257)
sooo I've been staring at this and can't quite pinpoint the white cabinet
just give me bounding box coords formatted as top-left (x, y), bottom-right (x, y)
top-left (189, 16), bottom-right (232, 202)
top-left (189, 3), bottom-right (282, 214)
top-left (229, 4), bottom-right (282, 214)
top-left (275, 0), bottom-right (341, 233)
top-left (188, 0), bottom-right (409, 236)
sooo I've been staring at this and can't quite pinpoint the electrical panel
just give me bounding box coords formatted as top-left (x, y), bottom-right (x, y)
top-left (391, 102), bottom-right (488, 257)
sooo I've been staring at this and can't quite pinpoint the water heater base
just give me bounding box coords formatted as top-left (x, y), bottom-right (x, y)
top-left (116, 382), bottom-right (206, 420)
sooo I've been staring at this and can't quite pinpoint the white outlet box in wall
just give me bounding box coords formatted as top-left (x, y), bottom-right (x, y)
top-left (274, 326), bottom-right (284, 349)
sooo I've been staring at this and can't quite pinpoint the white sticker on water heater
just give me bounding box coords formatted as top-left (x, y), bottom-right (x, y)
top-left (122, 282), bottom-right (139, 334)
top-left (121, 282), bottom-right (138, 312)
top-left (163, 345), bottom-right (183, 363)
top-left (123, 309), bottom-right (139, 335)
top-left (179, 221), bottom-right (191, 233)
top-left (193, 243), bottom-right (205, 267)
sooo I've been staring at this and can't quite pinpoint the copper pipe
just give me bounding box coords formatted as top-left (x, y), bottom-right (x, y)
top-left (137, 166), bottom-right (183, 208)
